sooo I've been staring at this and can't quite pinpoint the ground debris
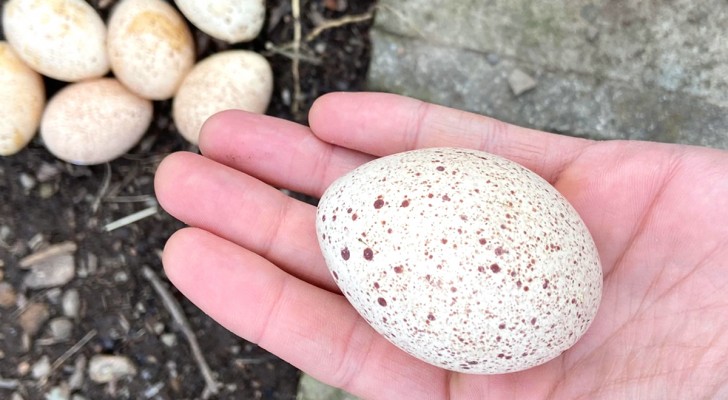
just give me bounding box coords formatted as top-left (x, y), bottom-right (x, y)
top-left (88, 355), bottom-right (137, 384)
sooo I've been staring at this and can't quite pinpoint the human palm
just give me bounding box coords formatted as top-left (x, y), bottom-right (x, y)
top-left (155, 93), bottom-right (728, 399)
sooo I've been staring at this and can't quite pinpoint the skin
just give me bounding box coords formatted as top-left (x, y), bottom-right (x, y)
top-left (155, 92), bottom-right (728, 399)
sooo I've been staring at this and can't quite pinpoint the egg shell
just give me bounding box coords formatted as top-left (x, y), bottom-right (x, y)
top-left (173, 0), bottom-right (265, 43)
top-left (172, 50), bottom-right (273, 144)
top-left (2, 0), bottom-right (109, 82)
top-left (0, 42), bottom-right (45, 156)
top-left (41, 78), bottom-right (153, 165)
top-left (107, 0), bottom-right (195, 100)
top-left (316, 147), bottom-right (603, 374)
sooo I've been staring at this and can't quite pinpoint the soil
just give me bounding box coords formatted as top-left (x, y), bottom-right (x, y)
top-left (0, 1), bottom-right (376, 398)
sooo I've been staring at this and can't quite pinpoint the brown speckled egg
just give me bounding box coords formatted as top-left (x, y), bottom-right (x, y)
top-left (316, 147), bottom-right (602, 374)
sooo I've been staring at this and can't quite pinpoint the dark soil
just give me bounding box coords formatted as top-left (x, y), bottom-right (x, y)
top-left (0, 1), bottom-right (375, 398)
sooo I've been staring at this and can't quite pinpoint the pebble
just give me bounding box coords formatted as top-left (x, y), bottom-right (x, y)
top-left (31, 355), bottom-right (51, 379)
top-left (19, 173), bottom-right (36, 191)
top-left (0, 225), bottom-right (10, 241)
top-left (485, 52), bottom-right (501, 66)
top-left (45, 385), bottom-right (71, 400)
top-left (0, 282), bottom-right (17, 308)
top-left (88, 355), bottom-right (137, 383)
top-left (49, 317), bottom-right (74, 341)
top-left (62, 289), bottom-right (81, 319)
top-left (160, 333), bottom-right (177, 347)
top-left (23, 253), bottom-right (75, 289)
top-left (36, 163), bottom-right (61, 182)
top-left (68, 356), bottom-right (86, 390)
top-left (508, 68), bottom-right (538, 96)
top-left (19, 302), bottom-right (50, 336)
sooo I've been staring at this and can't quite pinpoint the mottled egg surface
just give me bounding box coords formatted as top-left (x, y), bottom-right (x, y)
top-left (316, 147), bottom-right (602, 374)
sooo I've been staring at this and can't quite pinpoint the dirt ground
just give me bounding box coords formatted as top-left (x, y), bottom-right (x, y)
top-left (0, 0), bottom-right (375, 398)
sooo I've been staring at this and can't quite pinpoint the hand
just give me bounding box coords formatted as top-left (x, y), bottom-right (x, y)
top-left (154, 92), bottom-right (728, 399)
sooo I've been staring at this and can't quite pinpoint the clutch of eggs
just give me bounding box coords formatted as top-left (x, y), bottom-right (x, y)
top-left (1, 0), bottom-right (271, 161)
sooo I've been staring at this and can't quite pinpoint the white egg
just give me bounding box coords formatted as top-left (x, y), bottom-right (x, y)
top-left (0, 42), bottom-right (45, 156)
top-left (172, 50), bottom-right (273, 144)
top-left (41, 78), bottom-right (153, 165)
top-left (2, 0), bottom-right (109, 82)
top-left (107, 0), bottom-right (195, 100)
top-left (316, 147), bottom-right (603, 374)
top-left (173, 0), bottom-right (265, 43)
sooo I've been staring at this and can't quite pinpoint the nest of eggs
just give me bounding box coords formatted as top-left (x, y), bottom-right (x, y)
top-left (1, 0), bottom-right (372, 163)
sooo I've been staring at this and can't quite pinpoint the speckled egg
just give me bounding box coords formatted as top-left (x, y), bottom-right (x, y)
top-left (2, 0), bottom-right (109, 81)
top-left (0, 41), bottom-right (45, 156)
top-left (316, 147), bottom-right (602, 374)
top-left (107, 0), bottom-right (195, 100)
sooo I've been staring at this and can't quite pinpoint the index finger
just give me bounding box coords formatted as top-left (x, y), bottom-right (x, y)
top-left (309, 92), bottom-right (594, 184)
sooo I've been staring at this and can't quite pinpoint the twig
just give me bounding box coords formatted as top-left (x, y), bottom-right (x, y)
top-left (104, 194), bottom-right (156, 204)
top-left (305, 11), bottom-right (374, 42)
top-left (19, 241), bottom-right (77, 268)
top-left (264, 42), bottom-right (322, 64)
top-left (91, 163), bottom-right (112, 214)
top-left (104, 205), bottom-right (158, 232)
top-left (37, 329), bottom-right (98, 387)
top-left (142, 266), bottom-right (219, 396)
top-left (291, 0), bottom-right (303, 117)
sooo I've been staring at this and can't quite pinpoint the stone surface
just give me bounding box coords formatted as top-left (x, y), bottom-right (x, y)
top-left (367, 0), bottom-right (728, 148)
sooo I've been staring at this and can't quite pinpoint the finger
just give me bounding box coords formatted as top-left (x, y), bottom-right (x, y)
top-left (163, 227), bottom-right (447, 399)
top-left (309, 92), bottom-right (594, 183)
top-left (154, 151), bottom-right (336, 291)
top-left (198, 110), bottom-right (373, 198)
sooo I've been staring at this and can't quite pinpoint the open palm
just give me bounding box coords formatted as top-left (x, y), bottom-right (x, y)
top-left (154, 93), bottom-right (728, 399)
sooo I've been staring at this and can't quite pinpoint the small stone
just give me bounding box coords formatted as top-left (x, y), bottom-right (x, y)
top-left (49, 317), bottom-right (74, 341)
top-left (11, 393), bottom-right (24, 400)
top-left (88, 355), bottom-right (137, 383)
top-left (152, 322), bottom-right (164, 335)
top-left (45, 288), bottom-right (62, 304)
top-left (19, 173), bottom-right (36, 191)
top-left (62, 289), bottom-right (81, 319)
top-left (23, 254), bottom-right (75, 289)
top-left (485, 52), bottom-right (500, 66)
top-left (0, 225), bottom-right (11, 241)
top-left (31, 355), bottom-right (51, 379)
top-left (44, 385), bottom-right (71, 400)
top-left (113, 271), bottom-right (128, 283)
top-left (68, 356), bottom-right (87, 390)
top-left (39, 183), bottom-right (56, 199)
top-left (27, 233), bottom-right (45, 251)
top-left (36, 163), bottom-right (61, 182)
top-left (508, 68), bottom-right (538, 96)
top-left (160, 333), bottom-right (177, 347)
top-left (0, 282), bottom-right (17, 308)
top-left (19, 302), bottom-right (50, 336)
top-left (17, 360), bottom-right (30, 376)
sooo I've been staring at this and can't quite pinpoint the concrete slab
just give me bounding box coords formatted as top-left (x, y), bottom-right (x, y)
top-left (367, 0), bottom-right (728, 148)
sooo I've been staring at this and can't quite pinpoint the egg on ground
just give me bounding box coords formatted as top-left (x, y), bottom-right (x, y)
top-left (107, 0), bottom-right (195, 100)
top-left (173, 0), bottom-right (265, 43)
top-left (316, 147), bottom-right (603, 374)
top-left (40, 78), bottom-right (152, 165)
top-left (172, 50), bottom-right (273, 144)
top-left (0, 41), bottom-right (45, 156)
top-left (2, 0), bottom-right (109, 82)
